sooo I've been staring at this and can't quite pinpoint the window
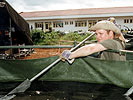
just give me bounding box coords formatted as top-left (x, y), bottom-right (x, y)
top-left (75, 20), bottom-right (87, 27)
top-left (35, 22), bottom-right (43, 28)
top-left (53, 21), bottom-right (63, 28)
top-left (65, 21), bottom-right (73, 25)
top-left (130, 19), bottom-right (133, 23)
top-left (88, 20), bottom-right (97, 28)
top-left (45, 23), bottom-right (49, 29)
top-left (65, 21), bottom-right (69, 25)
top-left (124, 19), bottom-right (129, 23)
top-left (124, 19), bottom-right (133, 23)
top-left (70, 21), bottom-right (73, 25)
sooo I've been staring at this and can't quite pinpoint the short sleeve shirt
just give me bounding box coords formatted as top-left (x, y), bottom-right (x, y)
top-left (99, 39), bottom-right (126, 61)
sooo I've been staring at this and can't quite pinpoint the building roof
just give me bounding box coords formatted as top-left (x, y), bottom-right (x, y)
top-left (20, 6), bottom-right (133, 18)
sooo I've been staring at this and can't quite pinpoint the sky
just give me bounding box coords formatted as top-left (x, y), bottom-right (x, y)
top-left (6, 0), bottom-right (133, 13)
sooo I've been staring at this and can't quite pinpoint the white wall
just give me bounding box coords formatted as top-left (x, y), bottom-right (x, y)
top-left (116, 17), bottom-right (133, 30)
top-left (26, 17), bottom-right (133, 33)
top-left (51, 19), bottom-right (89, 33)
top-left (27, 21), bottom-right (35, 31)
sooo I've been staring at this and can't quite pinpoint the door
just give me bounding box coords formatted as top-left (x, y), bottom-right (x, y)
top-left (45, 22), bottom-right (52, 32)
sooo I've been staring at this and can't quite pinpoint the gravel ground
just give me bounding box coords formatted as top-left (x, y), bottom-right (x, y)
top-left (21, 48), bottom-right (70, 59)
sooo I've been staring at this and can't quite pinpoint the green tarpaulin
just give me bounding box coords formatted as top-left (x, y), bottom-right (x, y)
top-left (0, 56), bottom-right (133, 88)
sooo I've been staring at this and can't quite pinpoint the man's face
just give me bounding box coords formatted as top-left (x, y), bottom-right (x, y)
top-left (96, 29), bottom-right (112, 43)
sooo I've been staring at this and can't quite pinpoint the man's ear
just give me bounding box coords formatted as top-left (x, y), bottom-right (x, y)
top-left (109, 31), bottom-right (114, 38)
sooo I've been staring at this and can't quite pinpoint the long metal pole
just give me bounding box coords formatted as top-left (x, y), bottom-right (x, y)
top-left (0, 32), bottom-right (95, 100)
top-left (9, 18), bottom-right (12, 46)
top-left (124, 86), bottom-right (133, 97)
top-left (30, 32), bottom-right (96, 82)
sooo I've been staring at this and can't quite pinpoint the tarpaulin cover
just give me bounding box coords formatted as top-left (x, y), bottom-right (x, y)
top-left (0, 56), bottom-right (133, 88)
top-left (0, 0), bottom-right (33, 45)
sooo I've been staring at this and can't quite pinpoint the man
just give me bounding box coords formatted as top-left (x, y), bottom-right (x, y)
top-left (61, 18), bottom-right (126, 61)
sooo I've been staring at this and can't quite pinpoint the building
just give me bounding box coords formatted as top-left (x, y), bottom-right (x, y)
top-left (20, 6), bottom-right (133, 33)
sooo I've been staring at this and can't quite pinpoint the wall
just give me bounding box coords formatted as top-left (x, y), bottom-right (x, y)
top-left (26, 17), bottom-right (133, 33)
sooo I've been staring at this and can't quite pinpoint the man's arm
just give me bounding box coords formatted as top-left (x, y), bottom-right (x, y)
top-left (69, 43), bottom-right (107, 59)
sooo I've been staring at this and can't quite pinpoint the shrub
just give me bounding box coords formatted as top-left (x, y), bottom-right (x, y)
top-left (30, 29), bottom-right (44, 44)
top-left (61, 32), bottom-right (95, 42)
top-left (30, 30), bottom-right (96, 45)
top-left (41, 31), bottom-right (60, 45)
top-left (61, 32), bottom-right (81, 41)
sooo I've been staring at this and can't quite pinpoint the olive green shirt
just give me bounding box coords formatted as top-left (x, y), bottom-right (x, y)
top-left (100, 39), bottom-right (126, 61)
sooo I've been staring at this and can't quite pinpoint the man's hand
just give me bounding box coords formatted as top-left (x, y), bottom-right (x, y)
top-left (60, 50), bottom-right (71, 61)
top-left (60, 50), bottom-right (74, 64)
